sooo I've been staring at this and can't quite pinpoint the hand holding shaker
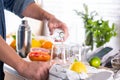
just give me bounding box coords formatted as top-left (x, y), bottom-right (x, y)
top-left (16, 20), bottom-right (31, 58)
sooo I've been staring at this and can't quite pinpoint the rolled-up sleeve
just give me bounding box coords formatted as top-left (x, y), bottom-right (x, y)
top-left (4, 0), bottom-right (35, 18)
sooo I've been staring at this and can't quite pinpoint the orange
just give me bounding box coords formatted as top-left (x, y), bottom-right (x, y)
top-left (10, 40), bottom-right (16, 50)
top-left (41, 40), bottom-right (53, 49)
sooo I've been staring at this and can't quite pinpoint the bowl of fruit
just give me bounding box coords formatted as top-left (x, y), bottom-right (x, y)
top-left (28, 36), bottom-right (54, 62)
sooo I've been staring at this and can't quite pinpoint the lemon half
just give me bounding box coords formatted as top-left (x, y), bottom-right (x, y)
top-left (69, 61), bottom-right (87, 73)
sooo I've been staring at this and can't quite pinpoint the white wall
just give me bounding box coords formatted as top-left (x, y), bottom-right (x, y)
top-left (42, 0), bottom-right (120, 50)
top-left (82, 0), bottom-right (120, 50)
top-left (5, 0), bottom-right (120, 51)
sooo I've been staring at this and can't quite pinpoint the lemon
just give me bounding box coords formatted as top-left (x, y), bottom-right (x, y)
top-left (31, 39), bottom-right (41, 48)
top-left (89, 56), bottom-right (101, 68)
top-left (39, 39), bottom-right (46, 44)
top-left (69, 61), bottom-right (87, 73)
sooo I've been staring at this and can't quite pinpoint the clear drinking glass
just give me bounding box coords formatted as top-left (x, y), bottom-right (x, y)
top-left (52, 44), bottom-right (66, 64)
top-left (81, 45), bottom-right (91, 64)
top-left (68, 43), bottom-right (82, 62)
top-left (50, 29), bottom-right (67, 65)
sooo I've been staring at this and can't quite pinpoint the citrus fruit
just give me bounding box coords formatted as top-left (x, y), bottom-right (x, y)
top-left (89, 56), bottom-right (101, 68)
top-left (31, 39), bottom-right (41, 48)
top-left (39, 39), bottom-right (46, 44)
top-left (69, 61), bottom-right (87, 73)
top-left (10, 40), bottom-right (16, 50)
top-left (28, 51), bottom-right (51, 61)
top-left (41, 40), bottom-right (53, 49)
top-left (9, 34), bottom-right (16, 50)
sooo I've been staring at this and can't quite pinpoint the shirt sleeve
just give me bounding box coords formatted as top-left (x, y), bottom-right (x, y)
top-left (4, 0), bottom-right (35, 18)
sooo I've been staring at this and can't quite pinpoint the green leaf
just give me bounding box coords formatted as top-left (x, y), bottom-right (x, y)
top-left (74, 4), bottom-right (117, 50)
top-left (74, 59), bottom-right (78, 62)
top-left (12, 35), bottom-right (16, 40)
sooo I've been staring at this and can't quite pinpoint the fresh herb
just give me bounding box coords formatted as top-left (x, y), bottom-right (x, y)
top-left (74, 4), bottom-right (117, 50)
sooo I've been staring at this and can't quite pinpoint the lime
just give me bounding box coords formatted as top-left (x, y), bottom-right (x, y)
top-left (89, 56), bottom-right (101, 68)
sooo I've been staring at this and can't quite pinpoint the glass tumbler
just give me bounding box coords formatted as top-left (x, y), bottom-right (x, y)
top-left (68, 43), bottom-right (82, 63)
top-left (51, 43), bottom-right (67, 65)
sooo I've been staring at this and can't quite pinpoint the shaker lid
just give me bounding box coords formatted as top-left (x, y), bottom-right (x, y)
top-left (21, 20), bottom-right (28, 25)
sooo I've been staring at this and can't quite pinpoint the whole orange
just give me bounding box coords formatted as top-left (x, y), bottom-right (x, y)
top-left (41, 41), bottom-right (53, 49)
top-left (10, 40), bottom-right (16, 50)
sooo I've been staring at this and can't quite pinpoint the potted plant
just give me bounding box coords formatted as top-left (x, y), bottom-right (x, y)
top-left (74, 4), bottom-right (117, 50)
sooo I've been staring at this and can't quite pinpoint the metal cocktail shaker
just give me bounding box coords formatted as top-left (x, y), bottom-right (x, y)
top-left (16, 20), bottom-right (31, 58)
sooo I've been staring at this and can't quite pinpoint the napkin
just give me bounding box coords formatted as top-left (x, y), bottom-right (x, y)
top-left (48, 64), bottom-right (68, 80)
top-left (48, 64), bottom-right (115, 80)
top-left (48, 64), bottom-right (88, 80)
top-left (114, 70), bottom-right (120, 80)
top-left (86, 71), bottom-right (114, 80)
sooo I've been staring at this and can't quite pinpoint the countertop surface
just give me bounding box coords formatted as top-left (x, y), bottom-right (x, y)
top-left (4, 64), bottom-right (26, 80)
top-left (3, 60), bottom-right (120, 80)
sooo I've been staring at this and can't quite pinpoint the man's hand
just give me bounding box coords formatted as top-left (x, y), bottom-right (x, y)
top-left (18, 61), bottom-right (51, 80)
top-left (22, 2), bottom-right (69, 42)
top-left (47, 17), bottom-right (69, 42)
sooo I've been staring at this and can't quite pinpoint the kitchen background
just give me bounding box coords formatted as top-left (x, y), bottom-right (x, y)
top-left (5, 0), bottom-right (120, 51)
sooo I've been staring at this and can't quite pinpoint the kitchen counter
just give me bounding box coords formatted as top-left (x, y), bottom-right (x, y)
top-left (4, 64), bottom-right (27, 80)
top-left (4, 61), bottom-right (119, 80)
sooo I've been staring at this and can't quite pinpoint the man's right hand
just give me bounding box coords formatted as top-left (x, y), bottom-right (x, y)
top-left (18, 61), bottom-right (51, 80)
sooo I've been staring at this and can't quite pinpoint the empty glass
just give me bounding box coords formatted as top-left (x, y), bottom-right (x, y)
top-left (81, 45), bottom-right (91, 64)
top-left (53, 44), bottom-right (66, 63)
top-left (68, 43), bottom-right (82, 63)
top-left (50, 43), bottom-right (73, 66)
top-left (50, 42), bottom-right (84, 66)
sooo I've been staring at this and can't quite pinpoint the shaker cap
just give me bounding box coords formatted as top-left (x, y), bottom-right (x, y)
top-left (21, 20), bottom-right (28, 25)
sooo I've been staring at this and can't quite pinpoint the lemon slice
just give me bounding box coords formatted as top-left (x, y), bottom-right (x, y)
top-left (69, 61), bottom-right (87, 73)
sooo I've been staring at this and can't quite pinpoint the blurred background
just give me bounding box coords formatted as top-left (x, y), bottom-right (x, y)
top-left (5, 0), bottom-right (120, 51)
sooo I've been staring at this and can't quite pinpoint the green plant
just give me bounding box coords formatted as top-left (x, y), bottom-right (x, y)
top-left (74, 4), bottom-right (117, 50)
